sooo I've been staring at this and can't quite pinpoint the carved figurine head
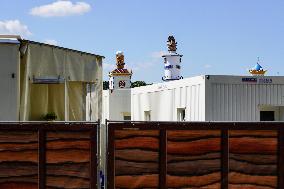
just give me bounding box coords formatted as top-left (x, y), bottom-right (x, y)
top-left (116, 51), bottom-right (125, 69)
top-left (167, 36), bottom-right (177, 52)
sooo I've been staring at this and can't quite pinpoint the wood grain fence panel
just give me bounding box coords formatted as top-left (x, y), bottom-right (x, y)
top-left (46, 131), bottom-right (91, 189)
top-left (114, 130), bottom-right (160, 189)
top-left (229, 130), bottom-right (278, 189)
top-left (167, 130), bottom-right (221, 189)
top-left (0, 130), bottom-right (38, 189)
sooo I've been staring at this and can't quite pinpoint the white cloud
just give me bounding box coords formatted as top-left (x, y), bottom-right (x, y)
top-left (0, 20), bottom-right (32, 37)
top-left (30, 0), bottom-right (91, 17)
top-left (103, 63), bottom-right (115, 72)
top-left (204, 64), bottom-right (212, 69)
top-left (43, 39), bottom-right (58, 45)
top-left (151, 51), bottom-right (167, 59)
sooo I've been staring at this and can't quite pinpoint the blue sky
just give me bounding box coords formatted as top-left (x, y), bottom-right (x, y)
top-left (1, 0), bottom-right (284, 83)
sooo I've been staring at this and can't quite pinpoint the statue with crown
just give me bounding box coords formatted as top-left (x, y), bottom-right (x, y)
top-left (249, 58), bottom-right (267, 76)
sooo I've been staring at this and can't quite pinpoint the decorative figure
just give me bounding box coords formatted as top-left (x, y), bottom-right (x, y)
top-left (109, 51), bottom-right (133, 90)
top-left (249, 58), bottom-right (267, 76)
top-left (116, 51), bottom-right (125, 69)
top-left (167, 36), bottom-right (177, 52)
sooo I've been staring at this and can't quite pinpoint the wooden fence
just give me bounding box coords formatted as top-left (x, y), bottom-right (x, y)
top-left (0, 122), bottom-right (98, 189)
top-left (107, 122), bottom-right (284, 189)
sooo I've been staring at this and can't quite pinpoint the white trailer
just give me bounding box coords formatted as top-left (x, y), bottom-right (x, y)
top-left (131, 75), bottom-right (284, 121)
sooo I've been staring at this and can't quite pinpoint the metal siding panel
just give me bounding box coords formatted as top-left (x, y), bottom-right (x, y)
top-left (278, 85), bottom-right (282, 104)
top-left (179, 87), bottom-right (182, 107)
top-left (282, 85), bottom-right (284, 104)
top-left (198, 84), bottom-right (201, 120)
top-left (243, 85), bottom-right (248, 121)
top-left (172, 89), bottom-right (176, 120)
top-left (224, 84), bottom-right (229, 120)
top-left (193, 85), bottom-right (196, 121)
top-left (185, 86), bottom-right (188, 120)
top-left (247, 85), bottom-right (252, 121)
top-left (240, 84), bottom-right (245, 120)
top-left (195, 85), bottom-right (198, 120)
top-left (217, 84), bottom-right (221, 120)
top-left (212, 84), bottom-right (217, 120)
top-left (228, 84), bottom-right (233, 121)
top-left (181, 87), bottom-right (186, 108)
top-left (220, 84), bottom-right (224, 121)
top-left (232, 85), bottom-right (237, 120)
top-left (266, 85), bottom-right (270, 104)
top-left (275, 85), bottom-right (279, 104)
top-left (235, 85), bottom-right (240, 121)
top-left (256, 85), bottom-right (260, 120)
top-left (191, 85), bottom-right (194, 121)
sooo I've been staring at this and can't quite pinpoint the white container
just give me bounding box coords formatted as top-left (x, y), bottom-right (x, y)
top-left (131, 75), bottom-right (284, 121)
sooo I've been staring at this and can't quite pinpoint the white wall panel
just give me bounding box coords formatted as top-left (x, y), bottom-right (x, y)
top-left (208, 82), bottom-right (284, 121)
top-left (131, 76), bottom-right (206, 121)
top-left (0, 44), bottom-right (19, 121)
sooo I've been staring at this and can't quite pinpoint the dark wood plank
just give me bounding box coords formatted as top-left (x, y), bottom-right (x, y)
top-left (38, 128), bottom-right (46, 189)
top-left (221, 129), bottom-right (228, 189)
top-left (278, 129), bottom-right (284, 189)
top-left (107, 127), bottom-right (115, 189)
top-left (90, 127), bottom-right (97, 189)
top-left (159, 129), bottom-right (167, 189)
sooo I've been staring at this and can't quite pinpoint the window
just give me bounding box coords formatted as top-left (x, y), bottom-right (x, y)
top-left (260, 111), bottom-right (275, 121)
top-left (176, 65), bottom-right (181, 69)
top-left (144, 111), bottom-right (151, 121)
top-left (177, 108), bottom-right (186, 121)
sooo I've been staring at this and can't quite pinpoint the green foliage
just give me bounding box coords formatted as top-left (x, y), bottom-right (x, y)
top-left (103, 80), bottom-right (151, 89)
top-left (103, 81), bottom-right (109, 90)
top-left (43, 112), bottom-right (57, 121)
top-left (131, 81), bottom-right (149, 88)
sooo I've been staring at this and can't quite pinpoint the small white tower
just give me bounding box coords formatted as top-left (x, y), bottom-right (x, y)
top-left (109, 51), bottom-right (132, 90)
top-left (162, 36), bottom-right (183, 81)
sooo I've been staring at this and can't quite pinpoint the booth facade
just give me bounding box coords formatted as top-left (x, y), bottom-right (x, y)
top-left (0, 38), bottom-right (103, 121)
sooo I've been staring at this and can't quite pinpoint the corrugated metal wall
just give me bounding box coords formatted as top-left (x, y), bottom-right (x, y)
top-left (131, 79), bottom-right (205, 121)
top-left (209, 83), bottom-right (284, 121)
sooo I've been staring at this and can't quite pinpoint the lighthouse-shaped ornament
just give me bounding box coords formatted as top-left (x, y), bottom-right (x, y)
top-left (109, 51), bottom-right (132, 90)
top-left (162, 36), bottom-right (183, 81)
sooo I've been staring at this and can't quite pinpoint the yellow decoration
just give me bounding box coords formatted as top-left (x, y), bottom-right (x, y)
top-left (249, 69), bottom-right (267, 76)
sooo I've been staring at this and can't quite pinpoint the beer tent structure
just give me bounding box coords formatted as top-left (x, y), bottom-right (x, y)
top-left (0, 36), bottom-right (103, 121)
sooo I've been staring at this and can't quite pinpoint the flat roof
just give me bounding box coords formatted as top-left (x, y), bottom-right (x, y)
top-left (131, 75), bottom-right (284, 94)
